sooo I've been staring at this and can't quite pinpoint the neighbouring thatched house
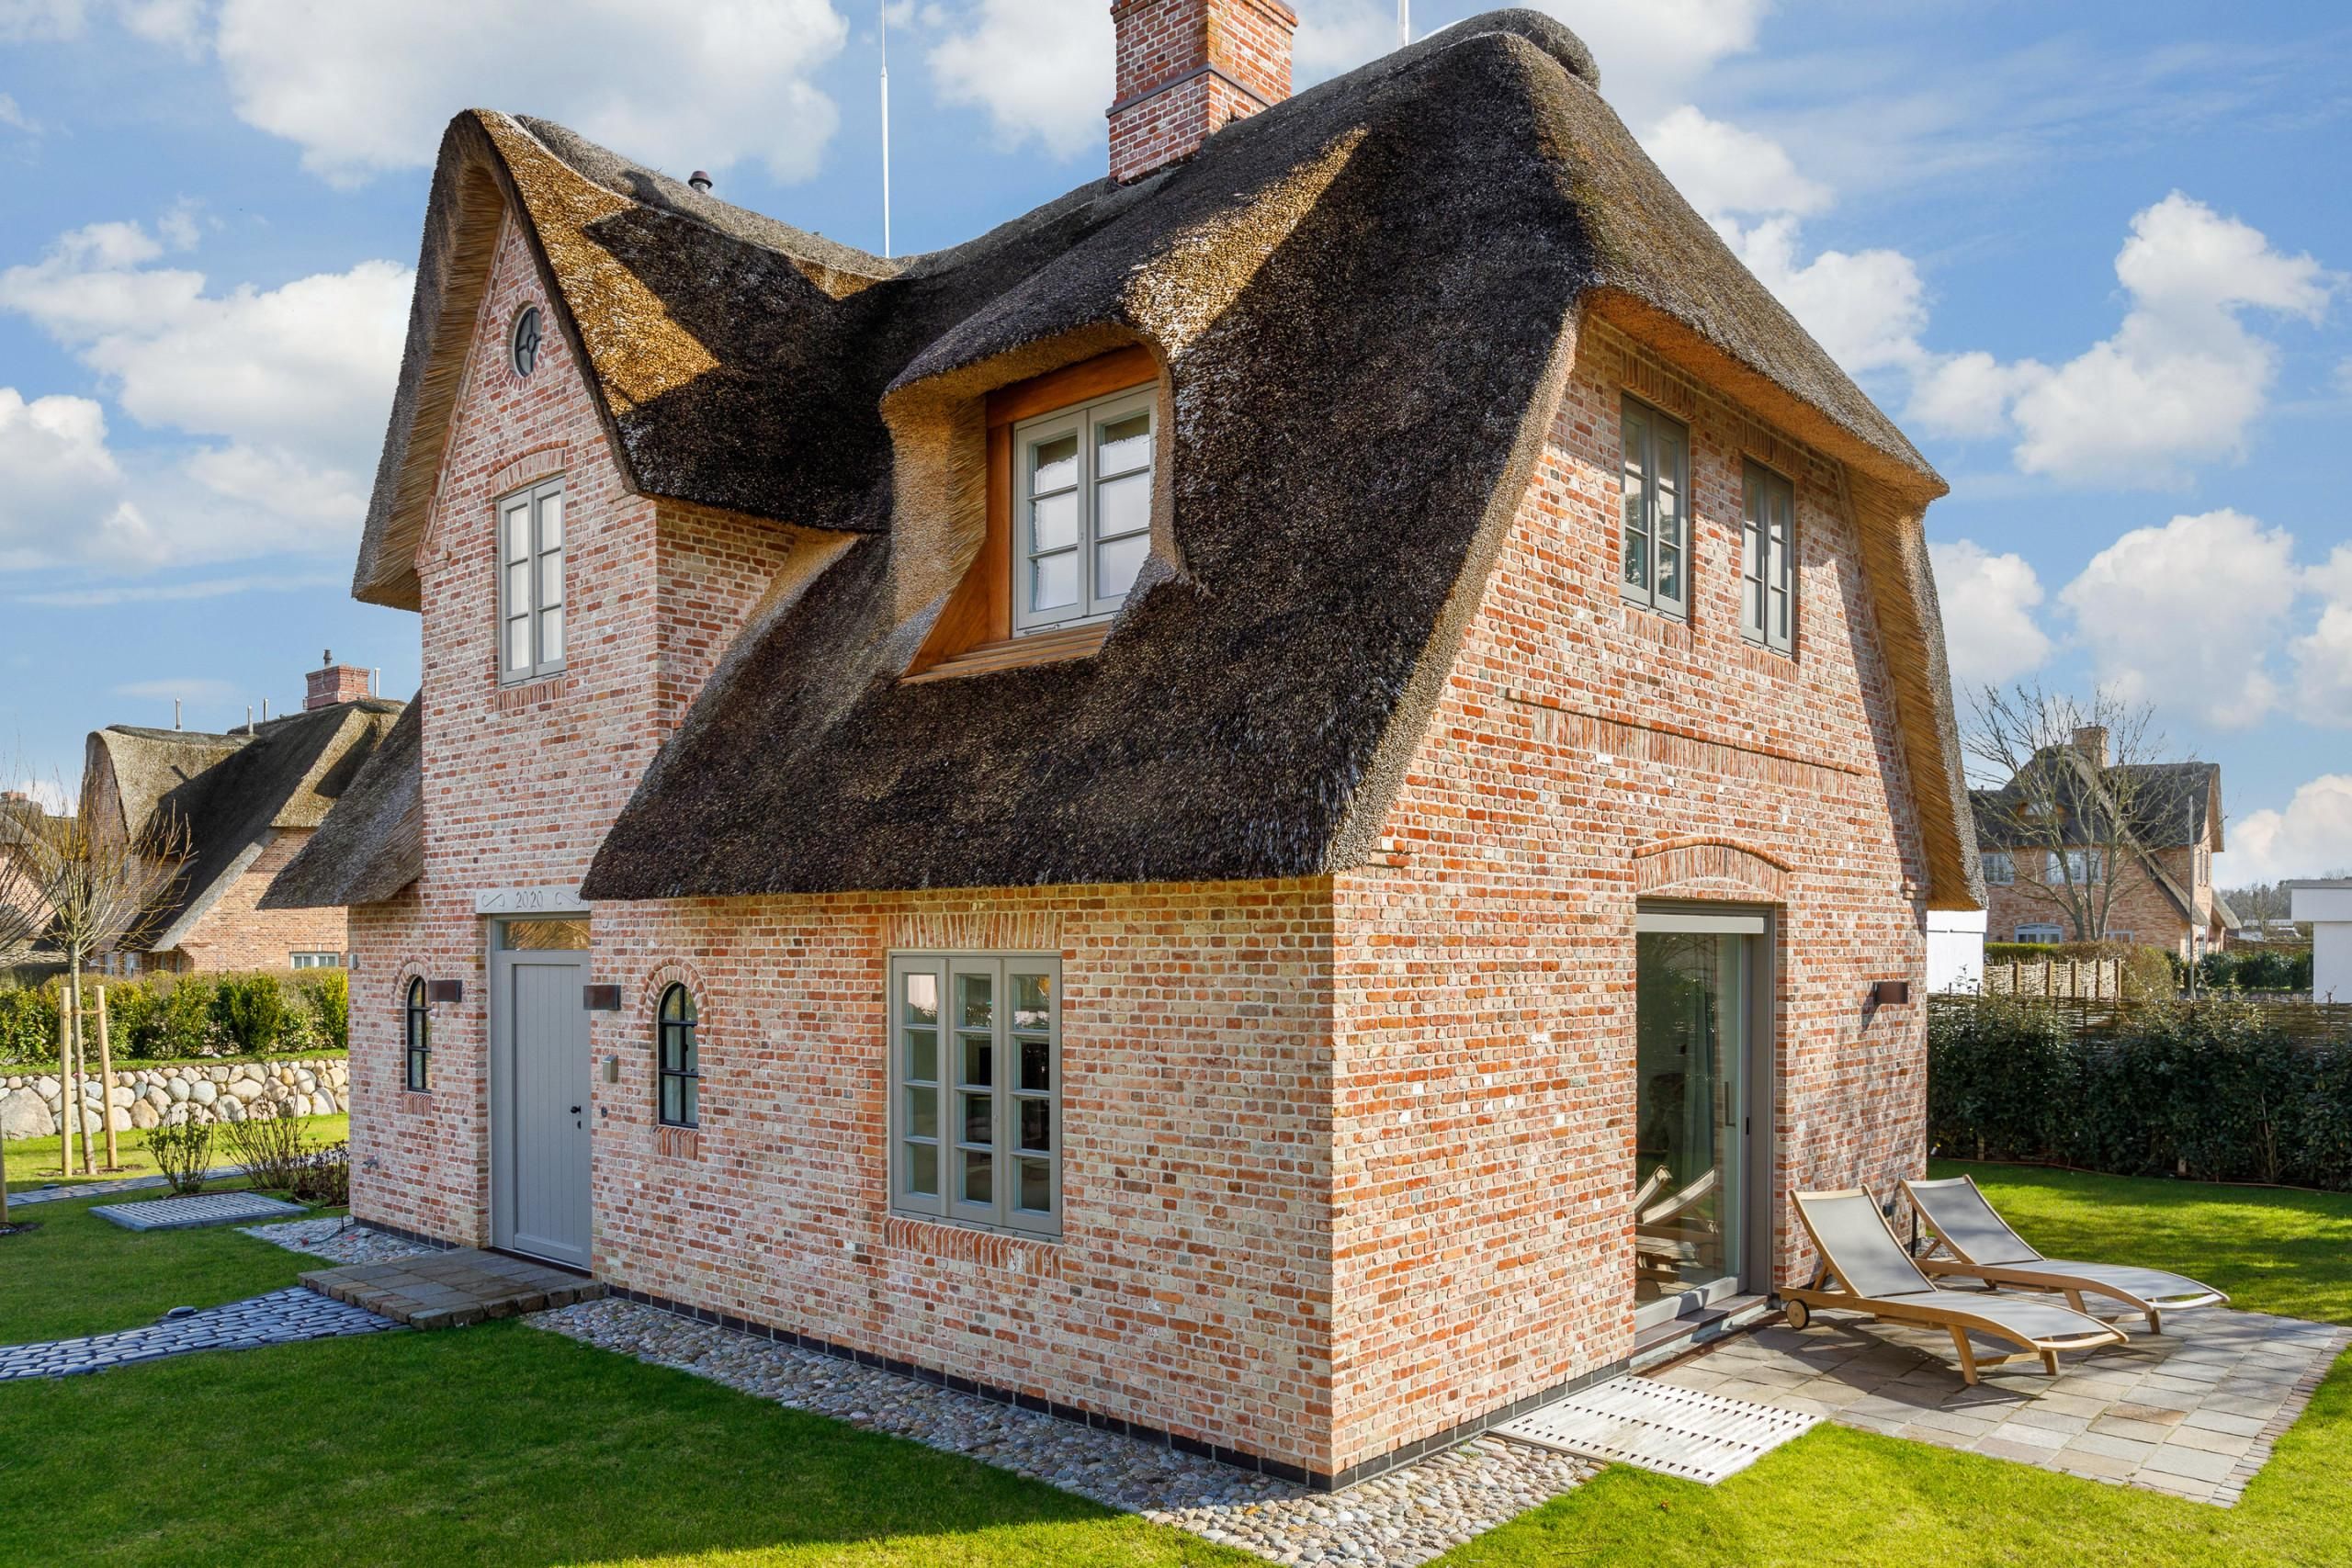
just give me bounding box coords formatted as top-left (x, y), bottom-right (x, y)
top-left (266, 5), bottom-right (1978, 1487)
top-left (1972, 727), bottom-right (2234, 960)
top-left (89, 653), bottom-right (402, 974)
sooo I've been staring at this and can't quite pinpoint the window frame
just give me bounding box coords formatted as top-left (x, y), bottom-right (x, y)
top-left (2047, 848), bottom-right (2102, 884)
top-left (1010, 388), bottom-right (1157, 635)
top-left (1740, 459), bottom-right (1797, 652)
top-left (289, 951), bottom-right (343, 969)
top-left (1618, 395), bottom-right (1690, 620)
top-left (887, 952), bottom-right (1062, 1238)
top-left (2015, 924), bottom-right (2065, 943)
top-left (496, 477), bottom-right (567, 684)
top-left (404, 976), bottom-right (431, 1093)
top-left (1982, 851), bottom-right (2015, 886)
top-left (656, 982), bottom-right (699, 1129)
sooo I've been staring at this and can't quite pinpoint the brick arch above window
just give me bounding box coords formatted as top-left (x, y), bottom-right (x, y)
top-left (1633, 835), bottom-right (1791, 902)
top-left (638, 960), bottom-right (713, 1037)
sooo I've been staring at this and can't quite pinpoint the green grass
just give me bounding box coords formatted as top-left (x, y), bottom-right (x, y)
top-left (0, 1184), bottom-right (334, 1343)
top-left (1, 1158), bottom-right (2348, 1566)
top-left (1446, 1159), bottom-right (2352, 1567)
top-left (6, 1113), bottom-right (347, 1191)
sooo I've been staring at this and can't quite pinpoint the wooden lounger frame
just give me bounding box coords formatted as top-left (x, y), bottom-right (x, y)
top-left (1901, 1174), bottom-right (2230, 1334)
top-left (1781, 1189), bottom-right (2129, 1385)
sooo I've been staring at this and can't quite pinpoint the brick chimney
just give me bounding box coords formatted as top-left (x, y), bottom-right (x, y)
top-left (2072, 725), bottom-right (2109, 770)
top-left (305, 649), bottom-right (373, 711)
top-left (1108, 0), bottom-right (1297, 185)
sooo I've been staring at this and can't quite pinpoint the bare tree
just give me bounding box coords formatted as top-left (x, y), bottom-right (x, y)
top-left (1, 782), bottom-right (65, 1227)
top-left (1965, 684), bottom-right (2199, 945)
top-left (39, 794), bottom-right (189, 1174)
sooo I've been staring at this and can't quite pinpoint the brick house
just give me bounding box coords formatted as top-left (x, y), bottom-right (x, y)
top-left (1973, 726), bottom-right (2234, 960)
top-left (87, 653), bottom-right (401, 974)
top-left (266, 6), bottom-right (1979, 1488)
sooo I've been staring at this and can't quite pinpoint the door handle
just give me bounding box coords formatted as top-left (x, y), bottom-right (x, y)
top-left (571, 1105), bottom-right (582, 1115)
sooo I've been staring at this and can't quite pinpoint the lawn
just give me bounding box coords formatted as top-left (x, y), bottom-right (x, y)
top-left (6, 1112), bottom-right (347, 1191)
top-left (0, 1159), bottom-right (2346, 1566)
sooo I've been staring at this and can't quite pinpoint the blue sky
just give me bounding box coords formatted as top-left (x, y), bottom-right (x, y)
top-left (1, 0), bottom-right (2347, 882)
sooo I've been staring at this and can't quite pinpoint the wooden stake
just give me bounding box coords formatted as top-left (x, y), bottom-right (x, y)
top-left (96, 985), bottom-right (120, 1170)
top-left (71, 964), bottom-right (94, 1177)
top-left (55, 990), bottom-right (74, 1179)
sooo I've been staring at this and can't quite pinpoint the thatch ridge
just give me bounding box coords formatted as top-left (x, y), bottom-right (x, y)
top-left (260, 695), bottom-right (425, 911)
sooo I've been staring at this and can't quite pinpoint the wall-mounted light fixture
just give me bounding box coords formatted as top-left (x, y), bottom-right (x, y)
top-left (1871, 980), bottom-right (1912, 1006)
top-left (582, 984), bottom-right (622, 1011)
top-left (426, 979), bottom-right (463, 1005)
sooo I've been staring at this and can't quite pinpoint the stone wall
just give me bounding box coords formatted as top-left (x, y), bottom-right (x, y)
top-left (0, 1056), bottom-right (348, 1140)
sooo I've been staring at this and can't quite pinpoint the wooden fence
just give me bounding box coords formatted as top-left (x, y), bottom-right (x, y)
top-left (1978, 956), bottom-right (2123, 999)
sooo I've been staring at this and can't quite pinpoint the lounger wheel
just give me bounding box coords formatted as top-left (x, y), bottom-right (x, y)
top-left (1784, 1298), bottom-right (1810, 1330)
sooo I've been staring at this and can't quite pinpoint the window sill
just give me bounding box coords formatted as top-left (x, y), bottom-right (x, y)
top-left (881, 1213), bottom-right (1064, 1271)
top-left (655, 1123), bottom-right (700, 1159)
top-left (495, 671), bottom-right (571, 712)
top-left (900, 621), bottom-right (1110, 685)
top-left (1622, 604), bottom-right (1694, 653)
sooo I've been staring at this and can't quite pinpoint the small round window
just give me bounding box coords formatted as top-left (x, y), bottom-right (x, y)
top-left (511, 305), bottom-right (543, 378)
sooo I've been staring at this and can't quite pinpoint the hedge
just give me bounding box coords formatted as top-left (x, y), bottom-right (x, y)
top-left (2192, 947), bottom-right (2313, 994)
top-left (1928, 994), bottom-right (2352, 1190)
top-left (0, 969), bottom-right (348, 1067)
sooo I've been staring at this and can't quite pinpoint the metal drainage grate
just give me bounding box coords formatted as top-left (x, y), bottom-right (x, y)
top-left (1492, 1375), bottom-right (1819, 1484)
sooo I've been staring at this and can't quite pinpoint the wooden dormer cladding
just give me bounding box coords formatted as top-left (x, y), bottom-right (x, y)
top-left (903, 345), bottom-right (1159, 683)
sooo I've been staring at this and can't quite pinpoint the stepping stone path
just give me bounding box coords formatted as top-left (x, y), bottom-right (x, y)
top-left (301, 1248), bottom-right (605, 1329)
top-left (8, 1168), bottom-right (243, 1207)
top-left (0, 1288), bottom-right (398, 1382)
top-left (92, 1191), bottom-right (309, 1231)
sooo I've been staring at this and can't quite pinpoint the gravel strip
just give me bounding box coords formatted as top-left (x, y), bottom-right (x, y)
top-left (237, 1216), bottom-right (440, 1266)
top-left (532, 1297), bottom-right (1596, 1566)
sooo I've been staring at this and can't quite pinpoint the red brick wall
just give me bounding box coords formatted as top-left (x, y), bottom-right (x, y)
top-left (1983, 855), bottom-right (2197, 954)
top-left (1323, 318), bottom-right (1931, 1471)
top-left (1109, 0), bottom-right (1296, 184)
top-left (174, 829), bottom-right (350, 970)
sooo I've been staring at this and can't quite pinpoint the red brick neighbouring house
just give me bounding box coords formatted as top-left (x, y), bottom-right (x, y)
top-left (267, 6), bottom-right (1980, 1488)
top-left (1973, 727), bottom-right (2235, 960)
top-left (89, 655), bottom-right (401, 974)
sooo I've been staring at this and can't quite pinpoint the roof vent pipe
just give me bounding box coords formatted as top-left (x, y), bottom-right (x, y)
top-left (688, 170), bottom-right (712, 193)
top-left (246, 705), bottom-right (254, 736)
top-left (174, 697), bottom-right (181, 731)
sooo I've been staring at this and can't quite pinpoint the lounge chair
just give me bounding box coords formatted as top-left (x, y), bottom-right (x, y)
top-left (1902, 1174), bottom-right (2229, 1334)
top-left (1781, 1189), bottom-right (2128, 1384)
top-left (1634, 1165), bottom-right (1723, 1285)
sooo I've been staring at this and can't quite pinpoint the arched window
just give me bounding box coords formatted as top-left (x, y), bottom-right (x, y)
top-left (404, 977), bottom-right (431, 1092)
top-left (657, 983), bottom-right (698, 1128)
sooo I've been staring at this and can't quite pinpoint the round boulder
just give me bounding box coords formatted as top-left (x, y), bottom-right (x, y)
top-left (0, 1089), bottom-right (57, 1140)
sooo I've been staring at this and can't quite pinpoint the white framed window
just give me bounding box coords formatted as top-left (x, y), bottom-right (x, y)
top-left (1740, 460), bottom-right (1795, 652)
top-left (498, 478), bottom-right (566, 682)
top-left (888, 953), bottom-right (1060, 1237)
top-left (2046, 848), bottom-right (2102, 884)
top-left (1620, 396), bottom-right (1688, 618)
top-left (289, 952), bottom-right (343, 969)
top-left (1012, 389), bottom-right (1154, 634)
top-left (1982, 851), bottom-right (2014, 885)
top-left (2015, 924), bottom-right (2064, 943)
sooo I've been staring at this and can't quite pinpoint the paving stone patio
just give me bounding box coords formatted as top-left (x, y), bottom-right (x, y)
top-left (90, 1191), bottom-right (309, 1231)
top-left (302, 1247), bottom-right (605, 1328)
top-left (1653, 1305), bottom-right (2350, 1506)
top-left (0, 1287), bottom-right (398, 1382)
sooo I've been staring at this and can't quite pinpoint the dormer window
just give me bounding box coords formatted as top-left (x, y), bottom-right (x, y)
top-left (1012, 389), bottom-right (1155, 633)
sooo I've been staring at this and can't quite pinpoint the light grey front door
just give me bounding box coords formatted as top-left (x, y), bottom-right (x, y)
top-left (491, 919), bottom-right (592, 1269)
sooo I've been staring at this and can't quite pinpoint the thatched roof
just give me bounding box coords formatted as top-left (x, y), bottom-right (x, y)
top-left (259, 694), bottom-right (424, 911)
top-left (91, 700), bottom-right (405, 948)
top-left (334, 8), bottom-right (1974, 908)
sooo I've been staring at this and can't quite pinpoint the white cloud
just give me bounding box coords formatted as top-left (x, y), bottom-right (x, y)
top-left (1927, 539), bottom-right (2052, 692)
top-left (1722, 214), bottom-right (1927, 375)
top-left (1645, 106), bottom-right (1827, 220)
top-left (2225, 776), bottom-right (2352, 891)
top-left (8, 777), bottom-right (72, 814)
top-left (926, 0), bottom-right (1110, 160)
top-left (1527, 0), bottom-right (1770, 124)
top-left (0, 214), bottom-right (410, 570)
top-left (114, 676), bottom-right (237, 704)
top-left (17, 571), bottom-right (342, 607)
top-left (0, 0), bottom-right (81, 41)
top-left (0, 94), bottom-right (36, 133)
top-left (2059, 508), bottom-right (2297, 728)
top-left (210, 0), bottom-right (847, 186)
top-left (2290, 546), bottom-right (2352, 728)
top-left (1909, 194), bottom-right (2335, 486)
top-left (0, 388), bottom-right (153, 570)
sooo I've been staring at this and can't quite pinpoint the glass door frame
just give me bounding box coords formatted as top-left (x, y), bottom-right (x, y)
top-left (1631, 902), bottom-right (1778, 1331)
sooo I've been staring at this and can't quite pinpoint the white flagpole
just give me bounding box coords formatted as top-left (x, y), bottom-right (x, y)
top-left (1399, 0), bottom-right (1408, 46)
top-left (880, 0), bottom-right (893, 259)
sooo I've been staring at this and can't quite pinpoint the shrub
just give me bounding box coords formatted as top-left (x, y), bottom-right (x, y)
top-left (1929, 994), bottom-right (2352, 1189)
top-left (148, 1119), bottom-right (213, 1195)
top-left (0, 983), bottom-right (61, 1066)
top-left (288, 1140), bottom-right (350, 1207)
top-left (220, 1100), bottom-right (308, 1191)
top-left (2198, 948), bottom-right (2314, 994)
top-left (296, 970), bottom-right (348, 1053)
top-left (212, 975), bottom-right (287, 1055)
